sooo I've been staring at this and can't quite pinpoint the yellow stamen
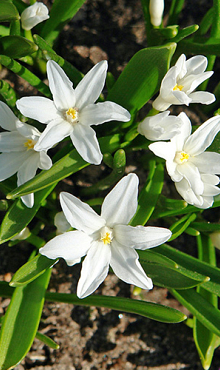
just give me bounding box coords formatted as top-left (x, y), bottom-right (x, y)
top-left (101, 232), bottom-right (112, 245)
top-left (66, 107), bottom-right (77, 120)
top-left (100, 226), bottom-right (113, 245)
top-left (24, 139), bottom-right (35, 150)
top-left (175, 151), bottom-right (189, 164)
top-left (173, 84), bottom-right (184, 91)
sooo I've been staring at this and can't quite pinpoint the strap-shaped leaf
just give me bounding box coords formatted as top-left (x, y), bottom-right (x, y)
top-left (0, 0), bottom-right (19, 21)
top-left (0, 36), bottom-right (38, 58)
top-left (0, 269), bottom-right (51, 370)
top-left (107, 43), bottom-right (176, 112)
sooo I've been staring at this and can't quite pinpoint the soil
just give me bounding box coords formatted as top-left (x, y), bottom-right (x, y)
top-left (0, 0), bottom-right (220, 369)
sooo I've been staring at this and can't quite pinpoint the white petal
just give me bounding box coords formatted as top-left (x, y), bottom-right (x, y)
top-left (34, 118), bottom-right (72, 152)
top-left (172, 90), bottom-right (191, 105)
top-left (188, 91), bottom-right (216, 105)
top-left (172, 112), bottom-right (191, 151)
top-left (175, 179), bottom-right (203, 207)
top-left (152, 95), bottom-right (171, 111)
top-left (77, 241), bottom-right (111, 298)
top-left (184, 115), bottom-right (220, 155)
top-left (101, 173), bottom-right (138, 227)
top-left (39, 231), bottom-right (91, 265)
top-left (149, 141), bottom-right (176, 161)
top-left (177, 162), bottom-right (204, 194)
top-left (54, 212), bottom-right (71, 234)
top-left (110, 240), bottom-right (153, 289)
top-left (38, 151), bottom-right (53, 170)
top-left (80, 101), bottom-right (130, 126)
top-left (0, 152), bottom-right (29, 181)
top-left (185, 55), bottom-right (208, 75)
top-left (17, 152), bottom-right (39, 187)
top-left (16, 96), bottom-right (59, 124)
top-left (114, 224), bottom-right (171, 250)
top-left (21, 193), bottom-right (34, 208)
top-left (21, 2), bottom-right (49, 30)
top-left (0, 102), bottom-right (18, 131)
top-left (183, 72), bottom-right (213, 93)
top-left (175, 54), bottom-right (187, 79)
top-left (47, 61), bottom-right (76, 111)
top-left (70, 124), bottom-right (102, 165)
top-left (190, 152), bottom-right (220, 174)
top-left (0, 132), bottom-right (26, 152)
top-left (60, 192), bottom-right (105, 234)
top-left (75, 61), bottom-right (108, 110)
top-left (16, 121), bottom-right (40, 139)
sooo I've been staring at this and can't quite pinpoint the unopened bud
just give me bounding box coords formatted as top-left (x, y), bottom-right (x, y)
top-left (149, 0), bottom-right (164, 27)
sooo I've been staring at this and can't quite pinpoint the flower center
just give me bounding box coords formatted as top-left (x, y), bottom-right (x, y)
top-left (173, 84), bottom-right (184, 91)
top-left (24, 139), bottom-right (36, 151)
top-left (100, 226), bottom-right (113, 245)
top-left (174, 151), bottom-right (189, 164)
top-left (65, 107), bottom-right (79, 124)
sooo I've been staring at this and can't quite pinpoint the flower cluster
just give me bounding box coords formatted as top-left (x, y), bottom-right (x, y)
top-left (138, 54), bottom-right (220, 209)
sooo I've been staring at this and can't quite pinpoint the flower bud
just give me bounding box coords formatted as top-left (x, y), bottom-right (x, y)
top-left (149, 0), bottom-right (164, 27)
top-left (21, 2), bottom-right (49, 31)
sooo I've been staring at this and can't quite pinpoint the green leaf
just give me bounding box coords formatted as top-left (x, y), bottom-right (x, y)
top-left (171, 288), bottom-right (220, 337)
top-left (10, 255), bottom-right (56, 287)
top-left (0, 79), bottom-right (17, 108)
top-left (107, 43), bottom-right (176, 112)
top-left (0, 54), bottom-right (51, 97)
top-left (40, 0), bottom-right (87, 45)
top-left (0, 270), bottom-right (51, 370)
top-left (0, 183), bottom-right (56, 244)
top-left (35, 332), bottom-right (59, 350)
top-left (7, 134), bottom-right (121, 199)
top-left (169, 213), bottom-right (197, 241)
top-left (191, 221), bottom-right (220, 232)
top-left (0, 35), bottom-right (38, 58)
top-left (130, 161), bottom-right (164, 226)
top-left (156, 244), bottom-right (220, 296)
top-left (167, 24), bottom-right (199, 43)
top-left (0, 0), bottom-right (19, 21)
top-left (45, 291), bottom-right (186, 323)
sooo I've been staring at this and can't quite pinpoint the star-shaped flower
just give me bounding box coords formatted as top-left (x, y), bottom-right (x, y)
top-left (153, 54), bottom-right (215, 111)
top-left (0, 102), bottom-right (52, 207)
top-left (21, 2), bottom-right (49, 31)
top-left (149, 112), bottom-right (220, 208)
top-left (16, 60), bottom-right (131, 165)
top-left (40, 173), bottom-right (171, 298)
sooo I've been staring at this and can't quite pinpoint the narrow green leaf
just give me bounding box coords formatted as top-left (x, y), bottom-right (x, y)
top-left (0, 270), bottom-right (51, 370)
top-left (0, 35), bottom-right (38, 58)
top-left (45, 291), bottom-right (186, 323)
top-left (0, 183), bottom-right (56, 244)
top-left (0, 281), bottom-right (14, 298)
top-left (10, 255), bottom-right (56, 287)
top-left (0, 54), bottom-right (51, 97)
top-left (7, 134), bottom-right (121, 199)
top-left (191, 221), bottom-right (220, 232)
top-left (40, 0), bottom-right (87, 45)
top-left (156, 244), bottom-right (220, 296)
top-left (0, 0), bottom-right (19, 21)
top-left (168, 24), bottom-right (199, 43)
top-left (169, 213), bottom-right (197, 241)
top-left (36, 331), bottom-right (59, 350)
top-left (107, 43), bottom-right (176, 112)
top-left (171, 288), bottom-right (220, 337)
top-left (130, 161), bottom-right (164, 226)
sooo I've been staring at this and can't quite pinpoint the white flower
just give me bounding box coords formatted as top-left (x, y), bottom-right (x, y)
top-left (149, 112), bottom-right (220, 208)
top-left (0, 102), bottom-right (52, 208)
top-left (11, 227), bottom-right (30, 241)
top-left (54, 211), bottom-right (71, 234)
top-left (149, 0), bottom-right (164, 26)
top-left (40, 173), bottom-right (172, 298)
top-left (16, 60), bottom-right (131, 165)
top-left (21, 2), bottom-right (49, 31)
top-left (153, 54), bottom-right (215, 111)
top-left (138, 111), bottom-right (183, 141)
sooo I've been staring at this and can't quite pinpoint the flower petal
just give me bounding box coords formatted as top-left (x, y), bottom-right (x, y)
top-left (16, 121), bottom-right (40, 139)
top-left (101, 173), bottom-right (138, 227)
top-left (39, 151), bottom-right (53, 170)
top-left (60, 192), bottom-right (105, 234)
top-left (0, 132), bottom-right (26, 152)
top-left (149, 141), bottom-right (176, 161)
top-left (70, 124), bottom-right (102, 164)
top-left (185, 55), bottom-right (207, 75)
top-left (175, 179), bottom-right (204, 207)
top-left (77, 241), bottom-right (111, 298)
top-left (184, 115), bottom-right (220, 155)
top-left (47, 60), bottom-right (76, 111)
top-left (177, 162), bottom-right (204, 194)
top-left (39, 230), bottom-right (91, 265)
top-left (0, 102), bottom-right (19, 131)
top-left (80, 101), bottom-right (130, 126)
top-left (16, 96), bottom-right (59, 124)
top-left (0, 152), bottom-right (29, 181)
top-left (190, 152), bottom-right (220, 174)
top-left (110, 240), bottom-right (153, 289)
top-left (188, 91), bottom-right (216, 105)
top-left (34, 118), bottom-right (72, 152)
top-left (114, 224), bottom-right (171, 250)
top-left (75, 60), bottom-right (108, 110)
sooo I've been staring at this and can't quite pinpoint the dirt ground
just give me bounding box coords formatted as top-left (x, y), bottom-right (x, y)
top-left (0, 0), bottom-right (220, 369)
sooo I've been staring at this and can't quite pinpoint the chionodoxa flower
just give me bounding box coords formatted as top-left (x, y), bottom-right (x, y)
top-left (138, 111), bottom-right (183, 141)
top-left (17, 60), bottom-right (131, 165)
top-left (153, 54), bottom-right (215, 111)
top-left (20, 2), bottom-right (49, 31)
top-left (0, 102), bottom-right (52, 208)
top-left (149, 112), bottom-right (220, 208)
top-left (40, 173), bottom-right (172, 298)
